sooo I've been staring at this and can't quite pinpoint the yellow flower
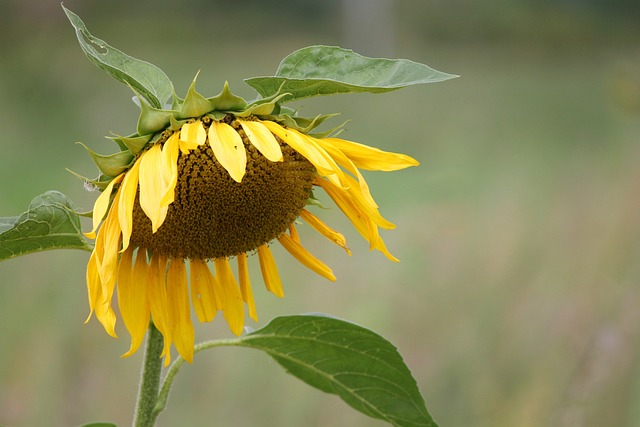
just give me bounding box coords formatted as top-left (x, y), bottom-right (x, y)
top-left (85, 115), bottom-right (418, 365)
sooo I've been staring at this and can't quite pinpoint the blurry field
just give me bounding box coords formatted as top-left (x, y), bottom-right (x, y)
top-left (1, 1), bottom-right (640, 426)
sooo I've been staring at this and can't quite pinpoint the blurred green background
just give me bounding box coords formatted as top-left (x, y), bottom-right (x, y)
top-left (1, 0), bottom-right (640, 426)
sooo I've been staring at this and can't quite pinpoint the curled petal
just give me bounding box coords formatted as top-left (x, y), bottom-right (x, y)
top-left (257, 244), bottom-right (284, 297)
top-left (237, 253), bottom-right (258, 321)
top-left (278, 233), bottom-right (336, 281)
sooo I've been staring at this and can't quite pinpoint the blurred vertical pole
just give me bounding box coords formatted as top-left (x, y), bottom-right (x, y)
top-left (341, 0), bottom-right (396, 57)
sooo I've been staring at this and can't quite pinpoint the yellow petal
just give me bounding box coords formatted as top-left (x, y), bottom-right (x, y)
top-left (208, 121), bottom-right (247, 183)
top-left (118, 247), bottom-right (151, 357)
top-left (138, 144), bottom-right (169, 232)
top-left (213, 258), bottom-right (245, 335)
top-left (239, 120), bottom-right (283, 162)
top-left (85, 174), bottom-right (124, 239)
top-left (180, 120), bottom-right (206, 146)
top-left (289, 223), bottom-right (300, 243)
top-left (118, 161), bottom-right (141, 252)
top-left (189, 259), bottom-right (218, 323)
top-left (260, 121), bottom-right (344, 186)
top-left (97, 187), bottom-right (123, 304)
top-left (257, 244), bottom-right (284, 298)
top-left (314, 137), bottom-right (378, 210)
top-left (300, 209), bottom-right (351, 255)
top-left (148, 253), bottom-right (173, 365)
top-left (315, 177), bottom-right (399, 262)
top-left (85, 250), bottom-right (101, 323)
top-left (160, 132), bottom-right (180, 207)
top-left (237, 253), bottom-right (257, 322)
top-left (277, 233), bottom-right (336, 281)
top-left (323, 137), bottom-right (420, 171)
top-left (167, 260), bottom-right (195, 364)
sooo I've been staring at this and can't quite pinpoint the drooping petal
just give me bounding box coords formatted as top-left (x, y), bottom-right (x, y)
top-left (277, 233), bottom-right (336, 281)
top-left (118, 161), bottom-right (141, 252)
top-left (260, 121), bottom-right (345, 188)
top-left (289, 223), bottom-right (300, 243)
top-left (85, 174), bottom-right (124, 239)
top-left (189, 259), bottom-right (218, 323)
top-left (167, 259), bottom-right (195, 364)
top-left (315, 176), bottom-right (399, 261)
top-left (118, 247), bottom-right (151, 357)
top-left (213, 258), bottom-right (245, 335)
top-left (148, 253), bottom-right (173, 365)
top-left (300, 209), bottom-right (351, 255)
top-left (97, 187), bottom-right (123, 310)
top-left (257, 244), bottom-right (284, 298)
top-left (159, 132), bottom-right (180, 208)
top-left (314, 137), bottom-right (378, 210)
top-left (238, 120), bottom-right (283, 162)
top-left (323, 137), bottom-right (420, 171)
top-left (85, 250), bottom-right (102, 323)
top-left (237, 253), bottom-right (258, 321)
top-left (138, 144), bottom-right (169, 232)
top-left (208, 121), bottom-right (247, 183)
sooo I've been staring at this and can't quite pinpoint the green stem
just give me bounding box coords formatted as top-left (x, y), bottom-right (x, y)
top-left (133, 323), bottom-right (164, 427)
top-left (152, 338), bottom-right (241, 419)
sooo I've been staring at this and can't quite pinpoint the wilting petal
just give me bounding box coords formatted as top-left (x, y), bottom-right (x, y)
top-left (148, 253), bottom-right (173, 365)
top-left (314, 138), bottom-right (378, 210)
top-left (213, 258), bottom-right (245, 335)
top-left (189, 259), bottom-right (218, 323)
top-left (208, 121), bottom-right (247, 183)
top-left (85, 174), bottom-right (124, 239)
top-left (118, 247), bottom-right (150, 357)
top-left (300, 209), bottom-right (351, 255)
top-left (278, 233), bottom-right (336, 281)
top-left (323, 137), bottom-right (420, 171)
top-left (167, 260), bottom-right (195, 363)
top-left (237, 253), bottom-right (258, 321)
top-left (239, 120), bottom-right (283, 162)
top-left (97, 188), bottom-right (123, 304)
top-left (138, 144), bottom-right (169, 232)
top-left (289, 223), bottom-right (300, 243)
top-left (85, 250), bottom-right (102, 323)
top-left (257, 244), bottom-right (284, 298)
top-left (118, 161), bottom-right (141, 252)
top-left (260, 121), bottom-right (344, 187)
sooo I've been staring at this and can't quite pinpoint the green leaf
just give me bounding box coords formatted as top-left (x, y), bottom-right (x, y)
top-left (0, 191), bottom-right (90, 261)
top-left (237, 315), bottom-right (437, 427)
top-left (63, 5), bottom-right (173, 109)
top-left (245, 45), bottom-right (457, 102)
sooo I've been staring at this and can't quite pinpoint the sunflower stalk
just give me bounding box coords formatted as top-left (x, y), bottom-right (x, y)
top-left (133, 323), bottom-right (164, 427)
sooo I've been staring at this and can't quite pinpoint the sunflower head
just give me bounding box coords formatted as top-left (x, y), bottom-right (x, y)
top-left (67, 9), bottom-right (456, 364)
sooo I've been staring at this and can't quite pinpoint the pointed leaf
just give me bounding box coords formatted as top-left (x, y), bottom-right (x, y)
top-left (236, 315), bottom-right (437, 427)
top-left (245, 45), bottom-right (457, 102)
top-left (63, 6), bottom-right (173, 109)
top-left (0, 191), bottom-right (90, 261)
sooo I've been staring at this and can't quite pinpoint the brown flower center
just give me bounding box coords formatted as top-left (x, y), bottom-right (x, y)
top-left (129, 119), bottom-right (316, 259)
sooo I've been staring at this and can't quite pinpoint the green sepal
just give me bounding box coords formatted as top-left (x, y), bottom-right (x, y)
top-left (275, 112), bottom-right (341, 134)
top-left (63, 5), bottom-right (173, 109)
top-left (245, 45), bottom-right (458, 103)
top-left (0, 191), bottom-right (91, 261)
top-left (237, 92), bottom-right (290, 117)
top-left (178, 72), bottom-right (215, 118)
top-left (108, 133), bottom-right (151, 155)
top-left (169, 115), bottom-right (188, 131)
top-left (137, 99), bottom-right (176, 135)
top-left (207, 82), bottom-right (247, 111)
top-left (77, 142), bottom-right (133, 178)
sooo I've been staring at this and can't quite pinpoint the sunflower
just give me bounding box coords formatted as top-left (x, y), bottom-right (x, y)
top-left (81, 73), bottom-right (419, 366)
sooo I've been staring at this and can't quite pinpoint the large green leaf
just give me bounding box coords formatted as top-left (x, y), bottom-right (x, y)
top-left (245, 45), bottom-right (457, 102)
top-left (63, 6), bottom-right (173, 109)
top-left (236, 315), bottom-right (437, 427)
top-left (0, 191), bottom-right (90, 261)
